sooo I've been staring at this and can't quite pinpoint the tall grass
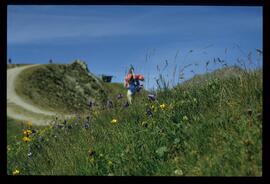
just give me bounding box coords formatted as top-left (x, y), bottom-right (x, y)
top-left (7, 48), bottom-right (262, 176)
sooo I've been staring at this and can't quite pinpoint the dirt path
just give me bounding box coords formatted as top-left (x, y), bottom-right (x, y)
top-left (7, 65), bottom-right (58, 125)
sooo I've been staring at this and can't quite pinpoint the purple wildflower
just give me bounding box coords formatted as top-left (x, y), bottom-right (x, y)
top-left (146, 108), bottom-right (153, 117)
top-left (84, 122), bottom-right (90, 129)
top-left (107, 100), bottom-right (113, 108)
top-left (117, 93), bottom-right (123, 100)
top-left (148, 94), bottom-right (156, 101)
top-left (124, 102), bottom-right (129, 108)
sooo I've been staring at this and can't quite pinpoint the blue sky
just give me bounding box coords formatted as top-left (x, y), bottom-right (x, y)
top-left (7, 5), bottom-right (262, 89)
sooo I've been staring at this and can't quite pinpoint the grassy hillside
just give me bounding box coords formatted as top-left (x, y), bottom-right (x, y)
top-left (7, 66), bottom-right (262, 176)
top-left (14, 61), bottom-right (117, 114)
top-left (179, 65), bottom-right (245, 89)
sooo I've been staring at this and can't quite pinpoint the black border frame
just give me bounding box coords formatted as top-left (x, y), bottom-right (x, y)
top-left (1, 0), bottom-right (268, 183)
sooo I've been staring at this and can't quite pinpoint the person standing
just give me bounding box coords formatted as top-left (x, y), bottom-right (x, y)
top-left (124, 65), bottom-right (144, 104)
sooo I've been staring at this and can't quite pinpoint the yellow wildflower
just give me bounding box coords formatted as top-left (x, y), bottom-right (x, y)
top-left (22, 136), bottom-right (31, 143)
top-left (28, 129), bottom-right (32, 134)
top-left (111, 119), bottom-right (118, 125)
top-left (12, 169), bottom-right (20, 176)
top-left (23, 129), bottom-right (32, 136)
top-left (160, 103), bottom-right (166, 110)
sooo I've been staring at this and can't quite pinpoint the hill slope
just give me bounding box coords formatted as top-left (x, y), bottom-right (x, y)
top-left (7, 67), bottom-right (262, 176)
top-left (7, 65), bottom-right (58, 125)
top-left (7, 61), bottom-right (127, 125)
top-left (14, 61), bottom-right (109, 114)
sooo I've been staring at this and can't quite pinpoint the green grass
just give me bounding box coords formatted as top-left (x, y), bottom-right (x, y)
top-left (7, 117), bottom-right (43, 152)
top-left (14, 62), bottom-right (111, 114)
top-left (7, 66), bottom-right (262, 176)
top-left (7, 117), bottom-right (24, 145)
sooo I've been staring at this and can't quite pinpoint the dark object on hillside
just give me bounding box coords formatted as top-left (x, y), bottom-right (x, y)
top-left (86, 116), bottom-right (90, 122)
top-left (101, 75), bottom-right (113, 83)
top-left (148, 94), bottom-right (156, 101)
top-left (68, 125), bottom-right (73, 129)
top-left (49, 59), bottom-right (53, 64)
top-left (63, 120), bottom-right (67, 125)
top-left (117, 93), bottom-right (123, 100)
top-left (107, 100), bottom-right (113, 108)
top-left (8, 58), bottom-right (12, 64)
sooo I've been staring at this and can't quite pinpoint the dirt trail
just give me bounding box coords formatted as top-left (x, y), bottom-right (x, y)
top-left (7, 65), bottom-right (59, 125)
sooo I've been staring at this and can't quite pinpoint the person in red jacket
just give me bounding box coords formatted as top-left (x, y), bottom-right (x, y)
top-left (124, 66), bottom-right (144, 104)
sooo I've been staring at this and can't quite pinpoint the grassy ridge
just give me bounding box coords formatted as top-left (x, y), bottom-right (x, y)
top-left (15, 62), bottom-right (109, 114)
top-left (7, 67), bottom-right (262, 176)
